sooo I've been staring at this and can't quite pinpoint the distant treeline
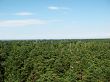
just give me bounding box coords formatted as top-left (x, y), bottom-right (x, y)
top-left (0, 40), bottom-right (110, 82)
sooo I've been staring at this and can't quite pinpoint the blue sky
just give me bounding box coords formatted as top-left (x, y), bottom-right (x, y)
top-left (0, 0), bottom-right (110, 39)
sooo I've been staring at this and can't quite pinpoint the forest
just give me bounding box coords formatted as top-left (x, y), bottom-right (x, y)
top-left (0, 39), bottom-right (110, 82)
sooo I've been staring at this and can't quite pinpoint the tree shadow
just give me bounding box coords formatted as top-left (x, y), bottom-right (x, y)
top-left (0, 55), bottom-right (5, 82)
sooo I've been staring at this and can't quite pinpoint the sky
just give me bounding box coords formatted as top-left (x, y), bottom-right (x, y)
top-left (0, 0), bottom-right (110, 40)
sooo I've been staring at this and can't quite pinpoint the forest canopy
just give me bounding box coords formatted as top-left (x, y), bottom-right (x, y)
top-left (0, 40), bottom-right (110, 82)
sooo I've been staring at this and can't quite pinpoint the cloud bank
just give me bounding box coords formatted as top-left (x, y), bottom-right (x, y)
top-left (0, 19), bottom-right (47, 27)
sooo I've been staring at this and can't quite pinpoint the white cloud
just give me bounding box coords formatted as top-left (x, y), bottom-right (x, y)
top-left (0, 19), bottom-right (47, 27)
top-left (48, 6), bottom-right (59, 10)
top-left (48, 6), bottom-right (70, 11)
top-left (14, 12), bottom-right (33, 16)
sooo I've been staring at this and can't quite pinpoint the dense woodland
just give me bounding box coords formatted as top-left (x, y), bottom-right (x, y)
top-left (0, 40), bottom-right (110, 82)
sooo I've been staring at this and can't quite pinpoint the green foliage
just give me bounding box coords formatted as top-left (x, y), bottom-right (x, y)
top-left (0, 40), bottom-right (110, 82)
